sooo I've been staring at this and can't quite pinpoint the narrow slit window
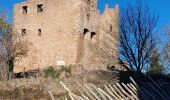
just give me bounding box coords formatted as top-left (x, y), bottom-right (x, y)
top-left (87, 13), bottom-right (90, 20)
top-left (22, 6), bottom-right (27, 14)
top-left (21, 29), bottom-right (26, 36)
top-left (110, 25), bottom-right (113, 32)
top-left (37, 4), bottom-right (43, 12)
top-left (91, 32), bottom-right (97, 43)
top-left (38, 29), bottom-right (41, 36)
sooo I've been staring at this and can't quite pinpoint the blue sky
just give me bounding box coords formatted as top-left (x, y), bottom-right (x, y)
top-left (98, 0), bottom-right (170, 27)
top-left (0, 0), bottom-right (170, 26)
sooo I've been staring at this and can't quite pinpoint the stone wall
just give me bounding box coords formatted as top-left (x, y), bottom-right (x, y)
top-left (13, 0), bottom-right (119, 73)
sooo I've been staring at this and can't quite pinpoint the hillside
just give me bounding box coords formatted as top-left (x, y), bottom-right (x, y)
top-left (0, 70), bottom-right (170, 100)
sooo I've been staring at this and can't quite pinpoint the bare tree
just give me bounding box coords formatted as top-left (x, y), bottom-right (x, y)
top-left (0, 10), bottom-right (29, 80)
top-left (149, 49), bottom-right (165, 74)
top-left (159, 25), bottom-right (170, 73)
top-left (119, 1), bottom-right (158, 73)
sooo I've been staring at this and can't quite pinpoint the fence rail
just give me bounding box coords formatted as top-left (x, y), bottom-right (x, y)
top-left (59, 76), bottom-right (170, 100)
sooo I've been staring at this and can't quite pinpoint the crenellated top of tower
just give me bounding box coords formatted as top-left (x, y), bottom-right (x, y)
top-left (100, 4), bottom-right (119, 31)
top-left (103, 4), bottom-right (119, 16)
top-left (114, 4), bottom-right (119, 15)
top-left (104, 4), bottom-right (109, 11)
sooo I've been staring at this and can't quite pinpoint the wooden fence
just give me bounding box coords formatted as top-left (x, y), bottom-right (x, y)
top-left (49, 76), bottom-right (170, 100)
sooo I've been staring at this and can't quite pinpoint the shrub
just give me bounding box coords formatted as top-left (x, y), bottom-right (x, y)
top-left (44, 66), bottom-right (60, 79)
top-left (64, 65), bottom-right (72, 77)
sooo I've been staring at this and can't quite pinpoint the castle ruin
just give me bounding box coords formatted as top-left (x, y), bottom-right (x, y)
top-left (13, 0), bottom-right (119, 73)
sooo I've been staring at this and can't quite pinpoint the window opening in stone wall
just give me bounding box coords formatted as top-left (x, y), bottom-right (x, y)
top-left (87, 13), bottom-right (90, 20)
top-left (22, 6), bottom-right (27, 14)
top-left (91, 32), bottom-right (96, 39)
top-left (21, 29), bottom-right (26, 36)
top-left (84, 28), bottom-right (89, 36)
top-left (110, 25), bottom-right (113, 32)
top-left (38, 29), bottom-right (41, 36)
top-left (37, 4), bottom-right (43, 12)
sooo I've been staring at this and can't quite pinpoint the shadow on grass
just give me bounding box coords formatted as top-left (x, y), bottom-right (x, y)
top-left (117, 71), bottom-right (170, 100)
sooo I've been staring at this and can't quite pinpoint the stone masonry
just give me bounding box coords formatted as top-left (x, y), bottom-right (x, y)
top-left (13, 0), bottom-right (119, 73)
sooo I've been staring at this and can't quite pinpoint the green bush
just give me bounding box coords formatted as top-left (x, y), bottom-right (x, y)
top-left (64, 65), bottom-right (72, 77)
top-left (44, 66), bottom-right (60, 79)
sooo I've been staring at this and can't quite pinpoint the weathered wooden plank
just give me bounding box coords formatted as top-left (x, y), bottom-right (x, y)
top-left (127, 84), bottom-right (137, 95)
top-left (76, 82), bottom-right (96, 100)
top-left (108, 84), bottom-right (124, 99)
top-left (147, 75), bottom-right (169, 98)
top-left (147, 82), bottom-right (167, 100)
top-left (141, 87), bottom-right (156, 100)
top-left (85, 84), bottom-right (101, 100)
top-left (48, 90), bottom-right (56, 100)
top-left (98, 88), bottom-right (114, 100)
top-left (129, 83), bottom-right (137, 91)
top-left (116, 83), bottom-right (135, 100)
top-left (112, 83), bottom-right (126, 98)
top-left (130, 77), bottom-right (137, 87)
top-left (90, 84), bottom-right (108, 100)
top-left (68, 93), bottom-right (75, 100)
top-left (138, 88), bottom-right (148, 100)
top-left (60, 81), bottom-right (86, 100)
top-left (121, 83), bottom-right (139, 100)
top-left (60, 81), bottom-right (71, 93)
top-left (128, 79), bottom-right (147, 99)
top-left (81, 93), bottom-right (90, 100)
top-left (71, 92), bottom-right (85, 100)
top-left (104, 84), bottom-right (119, 99)
top-left (65, 98), bottom-right (68, 100)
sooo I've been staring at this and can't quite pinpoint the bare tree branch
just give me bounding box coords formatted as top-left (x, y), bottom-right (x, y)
top-left (0, 10), bottom-right (29, 80)
top-left (119, 1), bottom-right (158, 73)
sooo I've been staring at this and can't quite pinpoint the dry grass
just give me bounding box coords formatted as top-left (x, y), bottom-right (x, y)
top-left (0, 70), bottom-right (118, 99)
top-left (0, 87), bottom-right (51, 100)
top-left (0, 70), bottom-right (169, 99)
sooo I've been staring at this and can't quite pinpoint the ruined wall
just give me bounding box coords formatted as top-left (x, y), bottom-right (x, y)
top-left (13, 0), bottom-right (83, 72)
top-left (83, 4), bottom-right (119, 71)
top-left (76, 0), bottom-right (100, 66)
top-left (13, 0), bottom-right (118, 73)
top-left (99, 4), bottom-right (119, 61)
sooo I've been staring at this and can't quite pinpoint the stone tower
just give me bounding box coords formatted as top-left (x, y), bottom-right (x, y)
top-left (13, 0), bottom-right (119, 73)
